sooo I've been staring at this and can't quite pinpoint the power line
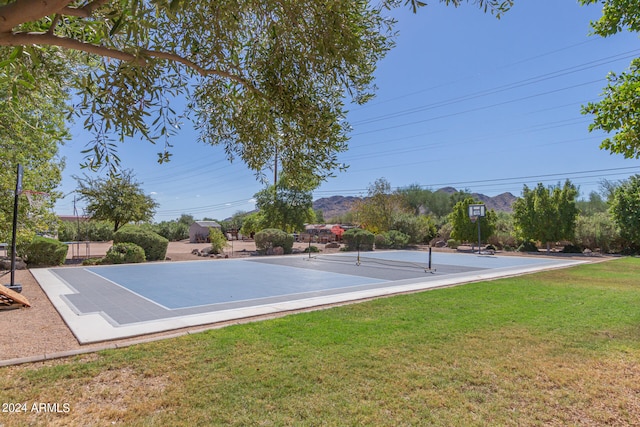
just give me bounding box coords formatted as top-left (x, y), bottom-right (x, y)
top-left (351, 49), bottom-right (639, 127)
top-left (352, 39), bottom-right (600, 112)
top-left (313, 166), bottom-right (640, 196)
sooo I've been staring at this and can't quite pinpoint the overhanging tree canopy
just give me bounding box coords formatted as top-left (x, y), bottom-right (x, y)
top-left (1, 0), bottom-right (396, 185)
top-left (579, 0), bottom-right (640, 158)
top-left (0, 0), bottom-right (514, 185)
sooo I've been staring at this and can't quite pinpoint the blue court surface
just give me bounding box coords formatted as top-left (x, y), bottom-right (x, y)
top-left (32, 251), bottom-right (586, 344)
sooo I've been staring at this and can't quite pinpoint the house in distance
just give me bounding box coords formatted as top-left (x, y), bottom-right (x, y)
top-left (189, 221), bottom-right (221, 243)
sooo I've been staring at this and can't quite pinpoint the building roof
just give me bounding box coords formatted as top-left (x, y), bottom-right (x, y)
top-left (192, 221), bottom-right (221, 228)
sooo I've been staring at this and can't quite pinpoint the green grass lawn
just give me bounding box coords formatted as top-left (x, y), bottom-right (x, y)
top-left (2, 258), bottom-right (640, 426)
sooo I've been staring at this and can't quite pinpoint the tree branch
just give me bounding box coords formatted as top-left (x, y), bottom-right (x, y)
top-left (47, 14), bottom-right (61, 35)
top-left (0, 31), bottom-right (264, 96)
top-left (0, 0), bottom-right (72, 32)
top-left (0, 31), bottom-right (146, 64)
top-left (143, 48), bottom-right (263, 96)
top-left (61, 0), bottom-right (111, 18)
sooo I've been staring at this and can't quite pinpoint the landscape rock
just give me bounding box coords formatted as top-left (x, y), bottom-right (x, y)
top-left (0, 257), bottom-right (27, 270)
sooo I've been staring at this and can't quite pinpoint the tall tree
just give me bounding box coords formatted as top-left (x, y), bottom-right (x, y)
top-left (576, 191), bottom-right (609, 216)
top-left (76, 170), bottom-right (158, 232)
top-left (512, 181), bottom-right (579, 252)
top-left (396, 184), bottom-right (464, 217)
top-left (352, 178), bottom-right (409, 234)
top-left (0, 80), bottom-right (67, 243)
top-left (448, 198), bottom-right (496, 246)
top-left (609, 174), bottom-right (640, 250)
top-left (253, 181), bottom-right (315, 233)
top-left (580, 0), bottom-right (640, 158)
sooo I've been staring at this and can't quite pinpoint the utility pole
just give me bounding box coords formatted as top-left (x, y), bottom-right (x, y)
top-left (273, 145), bottom-right (278, 187)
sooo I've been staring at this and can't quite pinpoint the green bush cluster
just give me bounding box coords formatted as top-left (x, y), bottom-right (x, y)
top-left (303, 245), bottom-right (320, 253)
top-left (113, 225), bottom-right (169, 261)
top-left (561, 244), bottom-right (582, 254)
top-left (208, 228), bottom-right (228, 255)
top-left (24, 236), bottom-right (68, 266)
top-left (254, 228), bottom-right (294, 254)
top-left (145, 221), bottom-right (189, 242)
top-left (104, 243), bottom-right (146, 264)
top-left (343, 228), bottom-right (374, 251)
top-left (57, 220), bottom-right (114, 242)
top-left (375, 230), bottom-right (410, 249)
top-left (391, 213), bottom-right (436, 244)
top-left (517, 241), bottom-right (539, 252)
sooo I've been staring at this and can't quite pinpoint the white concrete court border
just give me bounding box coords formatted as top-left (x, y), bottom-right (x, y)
top-left (31, 254), bottom-right (588, 344)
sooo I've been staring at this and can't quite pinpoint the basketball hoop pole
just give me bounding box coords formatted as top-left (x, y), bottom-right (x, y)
top-left (476, 217), bottom-right (481, 255)
top-left (8, 164), bottom-right (23, 292)
top-left (468, 204), bottom-right (486, 255)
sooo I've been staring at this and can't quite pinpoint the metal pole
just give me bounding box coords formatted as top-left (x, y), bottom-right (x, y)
top-left (9, 164), bottom-right (23, 291)
top-left (477, 219), bottom-right (481, 254)
top-left (428, 246), bottom-right (432, 270)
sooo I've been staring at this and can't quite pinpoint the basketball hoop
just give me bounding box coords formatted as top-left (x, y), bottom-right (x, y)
top-left (467, 204), bottom-right (486, 255)
top-left (468, 204), bottom-right (486, 219)
top-left (21, 190), bottom-right (50, 212)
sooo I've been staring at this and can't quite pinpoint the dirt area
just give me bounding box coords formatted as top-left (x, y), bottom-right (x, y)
top-left (0, 239), bottom-right (337, 364)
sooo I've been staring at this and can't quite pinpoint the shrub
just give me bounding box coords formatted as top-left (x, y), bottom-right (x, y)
top-left (447, 239), bottom-right (459, 249)
top-left (391, 213), bottom-right (436, 244)
top-left (517, 241), bottom-right (539, 252)
top-left (57, 220), bottom-right (114, 242)
top-left (303, 245), bottom-right (320, 253)
top-left (104, 243), bottom-right (146, 264)
top-left (24, 236), bottom-right (68, 266)
top-left (561, 244), bottom-right (582, 254)
top-left (374, 233), bottom-right (390, 249)
top-left (113, 225), bottom-right (169, 261)
top-left (343, 228), bottom-right (374, 251)
top-left (255, 228), bottom-right (294, 254)
top-left (375, 230), bottom-right (410, 249)
top-left (437, 222), bottom-right (453, 243)
top-left (149, 221), bottom-right (189, 242)
top-left (574, 213), bottom-right (620, 253)
top-left (208, 228), bottom-right (228, 255)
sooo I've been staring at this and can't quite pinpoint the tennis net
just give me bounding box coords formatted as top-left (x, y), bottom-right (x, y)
top-left (310, 254), bottom-right (433, 272)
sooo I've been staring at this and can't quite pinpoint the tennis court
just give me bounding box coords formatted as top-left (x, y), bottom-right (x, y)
top-left (31, 250), bottom-right (585, 344)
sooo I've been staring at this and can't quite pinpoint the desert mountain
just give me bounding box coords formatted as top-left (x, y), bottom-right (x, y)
top-left (313, 189), bottom-right (517, 221)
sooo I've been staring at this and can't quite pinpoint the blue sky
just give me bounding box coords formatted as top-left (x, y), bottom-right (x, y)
top-left (55, 0), bottom-right (640, 222)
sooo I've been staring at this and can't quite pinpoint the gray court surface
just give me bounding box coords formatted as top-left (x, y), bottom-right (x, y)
top-left (31, 251), bottom-right (585, 344)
